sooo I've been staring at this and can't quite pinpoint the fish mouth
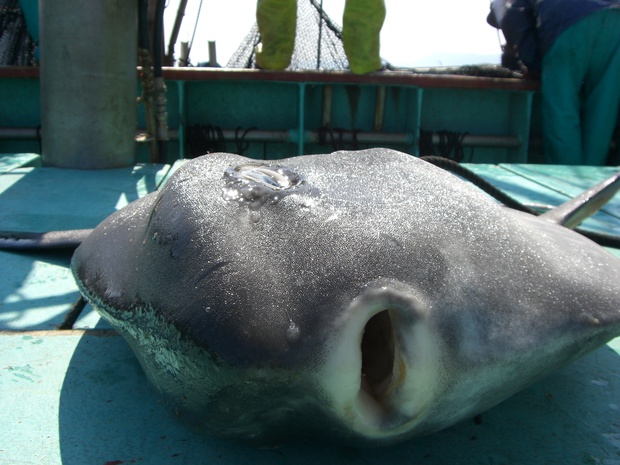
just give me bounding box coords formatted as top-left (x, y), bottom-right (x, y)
top-left (360, 310), bottom-right (398, 405)
top-left (320, 283), bottom-right (439, 439)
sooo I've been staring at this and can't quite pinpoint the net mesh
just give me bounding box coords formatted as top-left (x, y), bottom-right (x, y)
top-left (225, 0), bottom-right (515, 78)
top-left (227, 0), bottom-right (351, 70)
top-left (0, 0), bottom-right (36, 66)
top-left (387, 63), bottom-right (523, 79)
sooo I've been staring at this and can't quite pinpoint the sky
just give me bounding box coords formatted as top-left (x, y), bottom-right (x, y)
top-left (163, 0), bottom-right (504, 68)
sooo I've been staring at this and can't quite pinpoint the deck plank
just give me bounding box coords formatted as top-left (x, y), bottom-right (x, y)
top-left (0, 153), bottom-right (41, 173)
top-left (0, 164), bottom-right (169, 330)
top-left (0, 164), bottom-right (170, 231)
top-left (502, 164), bottom-right (620, 220)
top-left (466, 164), bottom-right (620, 240)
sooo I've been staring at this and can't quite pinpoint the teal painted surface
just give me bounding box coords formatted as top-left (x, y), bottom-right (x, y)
top-left (466, 164), bottom-right (620, 239)
top-left (150, 78), bottom-right (535, 163)
top-left (0, 163), bottom-right (170, 330)
top-left (0, 153), bottom-right (41, 172)
top-left (0, 77), bottom-right (41, 155)
top-left (0, 164), bottom-right (170, 231)
top-left (0, 251), bottom-right (85, 330)
top-left (421, 88), bottom-right (534, 162)
top-left (0, 77), bottom-right (40, 127)
top-left (1, 73), bottom-right (540, 164)
top-left (0, 331), bottom-right (618, 464)
top-left (0, 161), bottom-right (619, 463)
top-left (17, 0), bottom-right (39, 43)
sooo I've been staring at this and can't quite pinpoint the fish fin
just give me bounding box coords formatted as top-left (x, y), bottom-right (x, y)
top-left (539, 171), bottom-right (620, 229)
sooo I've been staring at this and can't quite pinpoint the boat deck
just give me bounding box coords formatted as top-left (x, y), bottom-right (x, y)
top-left (1, 153), bottom-right (619, 464)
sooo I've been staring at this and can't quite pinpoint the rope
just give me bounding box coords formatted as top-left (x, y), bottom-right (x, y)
top-left (419, 130), bottom-right (471, 162)
top-left (235, 127), bottom-right (257, 156)
top-left (186, 124), bottom-right (226, 158)
top-left (420, 156), bottom-right (535, 214)
top-left (318, 126), bottom-right (361, 151)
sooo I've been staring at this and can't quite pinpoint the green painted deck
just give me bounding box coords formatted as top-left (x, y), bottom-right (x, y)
top-left (1, 153), bottom-right (619, 464)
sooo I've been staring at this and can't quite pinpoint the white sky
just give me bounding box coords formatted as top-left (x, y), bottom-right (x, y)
top-left (164, 0), bottom-right (503, 68)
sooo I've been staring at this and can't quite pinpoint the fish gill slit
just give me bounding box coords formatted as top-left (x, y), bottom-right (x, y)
top-left (361, 310), bottom-right (396, 407)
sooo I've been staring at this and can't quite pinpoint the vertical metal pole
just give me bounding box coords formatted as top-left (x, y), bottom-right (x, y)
top-left (413, 88), bottom-right (423, 156)
top-left (373, 86), bottom-right (386, 132)
top-left (322, 85), bottom-right (333, 128)
top-left (153, 0), bottom-right (168, 164)
top-left (404, 87), bottom-right (423, 156)
top-left (178, 41), bottom-right (189, 66)
top-left (208, 41), bottom-right (218, 66)
top-left (298, 83), bottom-right (306, 155)
top-left (177, 81), bottom-right (186, 159)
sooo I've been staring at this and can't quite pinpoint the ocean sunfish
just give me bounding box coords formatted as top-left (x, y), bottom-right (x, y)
top-left (62, 148), bottom-right (620, 445)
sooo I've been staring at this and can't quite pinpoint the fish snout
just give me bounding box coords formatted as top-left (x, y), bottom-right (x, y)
top-left (320, 282), bottom-right (441, 440)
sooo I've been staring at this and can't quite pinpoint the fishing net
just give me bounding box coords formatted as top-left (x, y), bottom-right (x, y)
top-left (388, 63), bottom-right (523, 79)
top-left (226, 0), bottom-right (516, 78)
top-left (227, 0), bottom-right (351, 70)
top-left (226, 23), bottom-right (261, 69)
top-left (0, 0), bottom-right (36, 66)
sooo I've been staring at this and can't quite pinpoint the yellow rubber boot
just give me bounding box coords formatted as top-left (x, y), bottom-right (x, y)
top-left (256, 0), bottom-right (297, 70)
top-left (342, 0), bottom-right (386, 74)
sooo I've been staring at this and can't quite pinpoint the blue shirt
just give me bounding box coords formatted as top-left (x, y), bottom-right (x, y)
top-left (491, 0), bottom-right (620, 72)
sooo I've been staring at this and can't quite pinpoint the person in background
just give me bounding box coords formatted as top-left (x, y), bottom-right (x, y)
top-left (488, 0), bottom-right (620, 165)
top-left (255, 0), bottom-right (386, 74)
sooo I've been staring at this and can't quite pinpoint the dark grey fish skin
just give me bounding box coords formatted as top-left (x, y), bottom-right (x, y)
top-left (71, 149), bottom-right (620, 445)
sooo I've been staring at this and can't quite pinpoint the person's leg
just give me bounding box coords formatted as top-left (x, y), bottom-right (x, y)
top-left (540, 24), bottom-right (588, 164)
top-left (581, 9), bottom-right (620, 165)
top-left (255, 0), bottom-right (297, 70)
top-left (342, 0), bottom-right (386, 74)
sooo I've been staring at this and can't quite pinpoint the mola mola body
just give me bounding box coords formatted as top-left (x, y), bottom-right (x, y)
top-left (71, 148), bottom-right (620, 445)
